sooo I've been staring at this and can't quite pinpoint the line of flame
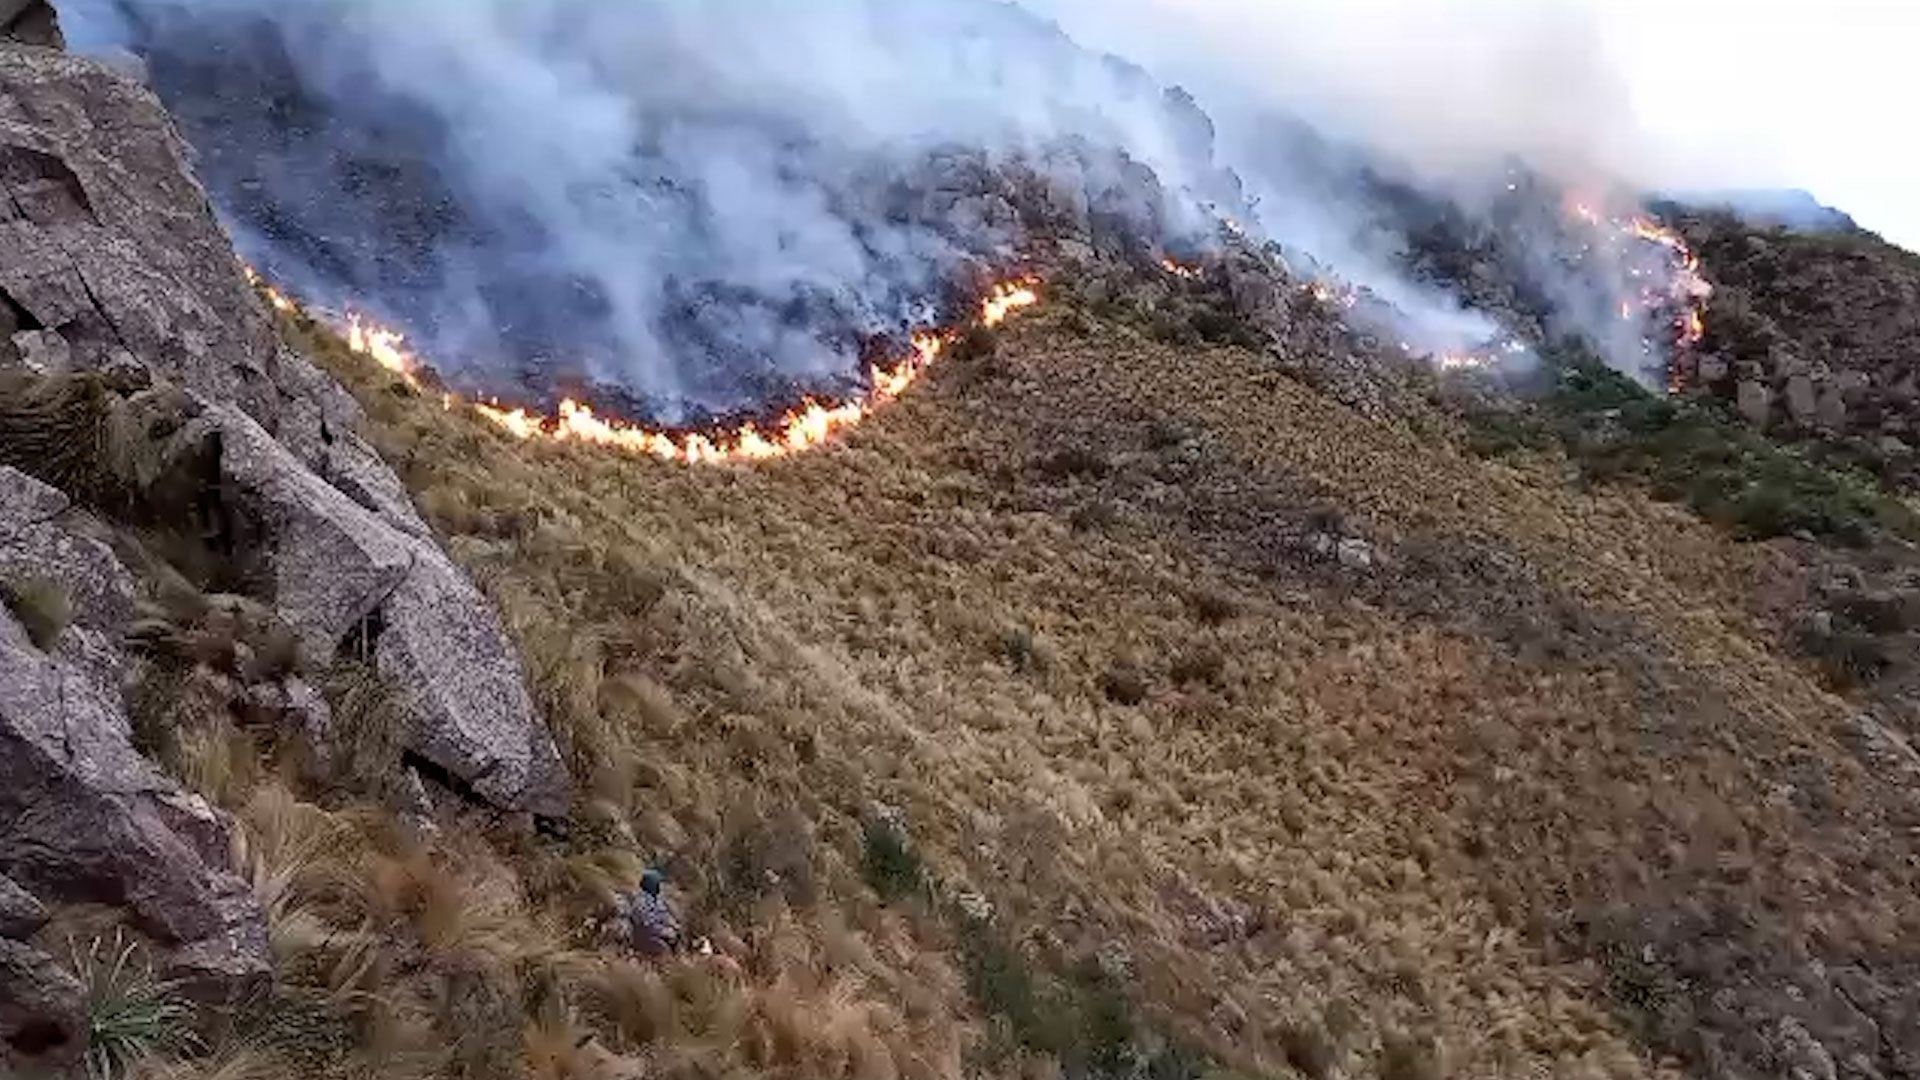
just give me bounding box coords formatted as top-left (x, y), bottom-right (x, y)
top-left (246, 264), bottom-right (1038, 464)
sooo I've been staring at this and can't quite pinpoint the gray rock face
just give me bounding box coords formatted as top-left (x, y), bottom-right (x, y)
top-left (208, 407), bottom-right (416, 662)
top-left (0, 538), bottom-right (269, 995)
top-left (378, 543), bottom-right (570, 817)
top-left (0, 0), bottom-right (60, 49)
top-left (203, 407), bottom-right (568, 816)
top-left (1786, 373), bottom-right (1819, 424)
top-left (0, 467), bottom-right (136, 643)
top-left (0, 871), bottom-right (45, 939)
top-left (0, 42), bottom-right (569, 817)
top-left (1738, 379), bottom-right (1773, 427)
top-left (0, 46), bottom-right (372, 490)
top-left (0, 938), bottom-right (84, 1078)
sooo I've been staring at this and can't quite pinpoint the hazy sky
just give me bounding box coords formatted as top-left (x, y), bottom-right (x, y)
top-left (1604, 0), bottom-right (1916, 249)
top-left (1035, 0), bottom-right (1919, 250)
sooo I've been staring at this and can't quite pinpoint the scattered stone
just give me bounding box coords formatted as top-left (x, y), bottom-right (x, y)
top-left (0, 938), bottom-right (84, 1078)
top-left (1817, 385), bottom-right (1847, 430)
top-left (1336, 537), bottom-right (1376, 571)
top-left (1095, 939), bottom-right (1135, 980)
top-left (1737, 380), bottom-right (1773, 427)
top-left (1786, 374), bottom-right (1819, 424)
top-left (9, 328), bottom-right (69, 373)
top-left (953, 889), bottom-right (995, 924)
top-left (282, 676), bottom-right (333, 757)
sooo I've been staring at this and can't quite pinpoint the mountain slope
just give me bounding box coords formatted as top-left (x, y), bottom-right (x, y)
top-left (289, 278), bottom-right (1920, 1080)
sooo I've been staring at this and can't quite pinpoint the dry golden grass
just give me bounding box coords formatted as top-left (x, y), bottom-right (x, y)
top-left (165, 297), bottom-right (1920, 1080)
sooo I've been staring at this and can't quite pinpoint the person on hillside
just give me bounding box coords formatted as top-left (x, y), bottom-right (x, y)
top-left (620, 868), bottom-right (682, 957)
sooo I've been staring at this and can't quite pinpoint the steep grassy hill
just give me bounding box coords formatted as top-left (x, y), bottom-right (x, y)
top-left (149, 277), bottom-right (1917, 1080)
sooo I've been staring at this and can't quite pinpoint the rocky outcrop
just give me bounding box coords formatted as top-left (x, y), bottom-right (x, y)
top-left (0, 0), bottom-right (60, 49)
top-left (0, 39), bottom-right (569, 817)
top-left (193, 406), bottom-right (569, 815)
top-left (1680, 211), bottom-right (1920, 488)
top-left (0, 872), bottom-right (45, 939)
top-left (376, 539), bottom-right (569, 815)
top-left (0, 938), bottom-right (84, 1077)
top-left (0, 469), bottom-right (269, 996)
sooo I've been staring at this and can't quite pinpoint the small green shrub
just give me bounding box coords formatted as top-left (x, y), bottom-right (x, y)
top-left (1467, 352), bottom-right (1912, 546)
top-left (859, 816), bottom-right (925, 904)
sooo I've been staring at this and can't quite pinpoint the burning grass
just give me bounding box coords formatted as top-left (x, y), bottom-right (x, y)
top-left (256, 266), bottom-right (1040, 465)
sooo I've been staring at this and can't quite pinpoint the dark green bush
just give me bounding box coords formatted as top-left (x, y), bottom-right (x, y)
top-left (859, 817), bottom-right (925, 904)
top-left (1467, 351), bottom-right (1911, 546)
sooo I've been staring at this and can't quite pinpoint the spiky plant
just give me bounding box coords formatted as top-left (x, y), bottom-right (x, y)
top-left (69, 930), bottom-right (202, 1080)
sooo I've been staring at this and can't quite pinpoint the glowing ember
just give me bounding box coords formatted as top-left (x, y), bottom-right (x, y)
top-left (1161, 257), bottom-right (1201, 280)
top-left (241, 265), bottom-right (297, 315)
top-left (346, 313), bottom-right (424, 389)
top-left (250, 270), bottom-right (1038, 465)
top-left (1566, 200), bottom-right (1714, 392)
top-left (980, 281), bottom-right (1040, 328)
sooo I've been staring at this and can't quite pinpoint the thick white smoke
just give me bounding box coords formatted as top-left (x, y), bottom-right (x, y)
top-left (68, 0), bottom-right (1260, 412)
top-left (64, 0), bottom-right (1711, 406)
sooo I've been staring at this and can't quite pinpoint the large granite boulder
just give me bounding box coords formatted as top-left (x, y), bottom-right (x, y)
top-left (196, 407), bottom-right (569, 816)
top-left (0, 38), bottom-right (570, 818)
top-left (0, 468), bottom-right (269, 998)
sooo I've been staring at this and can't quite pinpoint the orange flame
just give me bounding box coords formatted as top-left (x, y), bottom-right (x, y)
top-left (1565, 202), bottom-right (1714, 392)
top-left (1161, 257), bottom-right (1201, 280)
top-left (250, 269), bottom-right (1038, 465)
top-left (346, 313), bottom-right (425, 389)
top-left (241, 265), bottom-right (297, 315)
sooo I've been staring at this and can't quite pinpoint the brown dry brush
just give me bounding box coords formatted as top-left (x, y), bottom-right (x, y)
top-left (125, 284), bottom-right (1920, 1080)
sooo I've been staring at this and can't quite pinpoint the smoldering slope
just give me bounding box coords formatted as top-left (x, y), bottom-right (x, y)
top-left (66, 0), bottom-right (1678, 413)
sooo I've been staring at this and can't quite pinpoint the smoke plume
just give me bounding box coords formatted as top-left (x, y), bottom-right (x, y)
top-left (64, 0), bottom-right (1707, 411)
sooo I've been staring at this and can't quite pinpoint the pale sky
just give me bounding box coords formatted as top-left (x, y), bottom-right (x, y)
top-left (1602, 0), bottom-right (1917, 249)
top-left (1036, 0), bottom-right (1920, 251)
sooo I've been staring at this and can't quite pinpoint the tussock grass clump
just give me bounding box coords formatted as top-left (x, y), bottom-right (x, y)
top-left (69, 929), bottom-right (200, 1080)
top-left (1, 574), bottom-right (72, 648)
